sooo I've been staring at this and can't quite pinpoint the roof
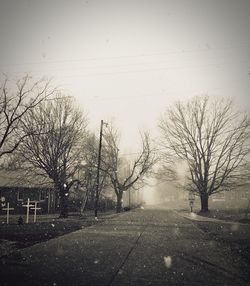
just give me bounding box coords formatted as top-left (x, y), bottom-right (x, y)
top-left (0, 168), bottom-right (54, 189)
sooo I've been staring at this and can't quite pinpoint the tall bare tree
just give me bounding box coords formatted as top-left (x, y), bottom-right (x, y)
top-left (20, 95), bottom-right (88, 217)
top-left (103, 125), bottom-right (156, 212)
top-left (159, 96), bottom-right (250, 212)
top-left (0, 75), bottom-right (55, 158)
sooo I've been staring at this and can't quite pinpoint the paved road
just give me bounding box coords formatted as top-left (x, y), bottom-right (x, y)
top-left (0, 207), bottom-right (249, 286)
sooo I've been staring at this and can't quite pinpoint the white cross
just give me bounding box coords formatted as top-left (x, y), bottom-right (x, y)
top-left (2, 202), bottom-right (14, 224)
top-left (22, 198), bottom-right (34, 224)
top-left (31, 201), bottom-right (42, 223)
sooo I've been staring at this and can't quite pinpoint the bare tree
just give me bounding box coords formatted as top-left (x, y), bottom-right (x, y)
top-left (0, 75), bottom-right (55, 158)
top-left (159, 96), bottom-right (250, 212)
top-left (103, 125), bottom-right (156, 213)
top-left (155, 157), bottom-right (178, 183)
top-left (19, 95), bottom-right (88, 218)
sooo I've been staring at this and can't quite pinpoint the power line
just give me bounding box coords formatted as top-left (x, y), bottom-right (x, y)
top-left (10, 58), bottom-right (249, 80)
top-left (1, 43), bottom-right (250, 67)
top-left (4, 56), bottom-right (250, 77)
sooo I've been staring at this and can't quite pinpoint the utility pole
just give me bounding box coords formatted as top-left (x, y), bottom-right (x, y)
top-left (94, 120), bottom-right (107, 219)
top-left (128, 164), bottom-right (131, 208)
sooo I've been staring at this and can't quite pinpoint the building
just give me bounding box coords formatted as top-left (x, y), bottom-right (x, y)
top-left (211, 187), bottom-right (250, 208)
top-left (0, 169), bottom-right (56, 215)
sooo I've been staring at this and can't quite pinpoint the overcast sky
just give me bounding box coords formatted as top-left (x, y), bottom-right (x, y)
top-left (0, 0), bottom-right (250, 152)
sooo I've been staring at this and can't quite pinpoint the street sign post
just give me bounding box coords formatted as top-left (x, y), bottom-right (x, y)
top-left (188, 191), bottom-right (195, 212)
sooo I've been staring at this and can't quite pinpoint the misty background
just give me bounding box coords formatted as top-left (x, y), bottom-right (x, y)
top-left (0, 0), bottom-right (250, 205)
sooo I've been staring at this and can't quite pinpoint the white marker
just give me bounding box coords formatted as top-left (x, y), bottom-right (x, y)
top-left (22, 198), bottom-right (34, 223)
top-left (2, 202), bottom-right (14, 224)
top-left (31, 201), bottom-right (42, 222)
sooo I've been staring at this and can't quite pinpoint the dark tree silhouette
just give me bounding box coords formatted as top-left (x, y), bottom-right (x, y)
top-left (0, 75), bottom-right (55, 158)
top-left (103, 125), bottom-right (156, 213)
top-left (159, 96), bottom-right (250, 212)
top-left (20, 95), bottom-right (88, 218)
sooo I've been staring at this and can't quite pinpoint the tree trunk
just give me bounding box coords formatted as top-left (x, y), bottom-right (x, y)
top-left (59, 187), bottom-right (69, 218)
top-left (200, 193), bottom-right (209, 212)
top-left (90, 187), bottom-right (95, 209)
top-left (116, 192), bottom-right (123, 213)
top-left (80, 191), bottom-right (88, 215)
top-left (94, 189), bottom-right (100, 218)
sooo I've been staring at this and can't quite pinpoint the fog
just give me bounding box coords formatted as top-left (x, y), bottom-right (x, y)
top-left (0, 0), bottom-right (250, 152)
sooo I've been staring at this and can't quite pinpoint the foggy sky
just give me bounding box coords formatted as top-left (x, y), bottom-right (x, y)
top-left (0, 0), bottom-right (250, 152)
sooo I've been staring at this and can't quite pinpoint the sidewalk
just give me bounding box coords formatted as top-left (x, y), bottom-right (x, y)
top-left (178, 210), bottom-right (250, 226)
top-left (0, 210), bottom-right (120, 258)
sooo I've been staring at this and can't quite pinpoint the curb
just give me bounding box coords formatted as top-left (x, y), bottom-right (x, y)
top-left (177, 211), bottom-right (250, 226)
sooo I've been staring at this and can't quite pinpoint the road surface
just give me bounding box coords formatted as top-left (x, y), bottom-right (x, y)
top-left (0, 206), bottom-right (249, 285)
